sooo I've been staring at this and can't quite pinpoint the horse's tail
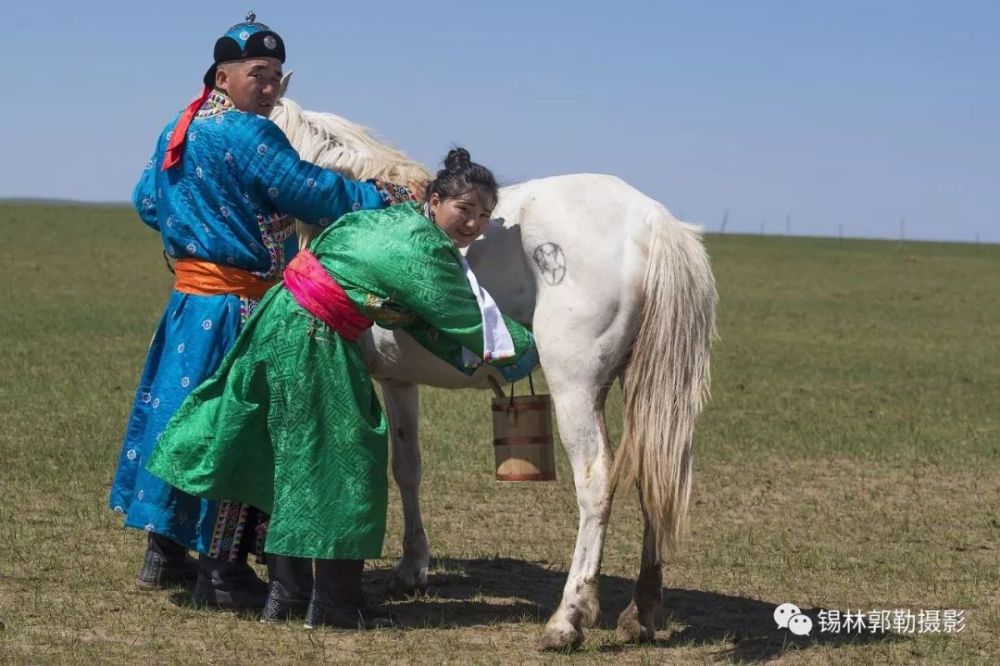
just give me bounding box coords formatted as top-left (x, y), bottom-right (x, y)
top-left (610, 212), bottom-right (717, 560)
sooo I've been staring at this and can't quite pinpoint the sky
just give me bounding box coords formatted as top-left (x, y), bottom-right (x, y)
top-left (1, 1), bottom-right (997, 242)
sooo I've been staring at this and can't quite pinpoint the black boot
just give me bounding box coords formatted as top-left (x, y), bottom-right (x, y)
top-left (262, 555), bottom-right (314, 623)
top-left (191, 554), bottom-right (269, 610)
top-left (304, 559), bottom-right (396, 630)
top-left (136, 533), bottom-right (197, 590)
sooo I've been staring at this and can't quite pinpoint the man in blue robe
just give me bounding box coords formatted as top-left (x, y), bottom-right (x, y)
top-left (109, 13), bottom-right (412, 609)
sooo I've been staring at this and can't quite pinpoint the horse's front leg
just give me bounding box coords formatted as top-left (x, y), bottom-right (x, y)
top-left (538, 383), bottom-right (614, 651)
top-left (379, 379), bottom-right (430, 596)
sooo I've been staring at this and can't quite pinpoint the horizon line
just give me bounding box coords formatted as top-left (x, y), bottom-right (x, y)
top-left (0, 198), bottom-right (995, 247)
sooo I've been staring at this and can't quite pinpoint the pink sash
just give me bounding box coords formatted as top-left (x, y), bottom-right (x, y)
top-left (283, 250), bottom-right (373, 341)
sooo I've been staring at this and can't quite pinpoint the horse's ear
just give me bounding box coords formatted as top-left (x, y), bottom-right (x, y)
top-left (279, 70), bottom-right (294, 98)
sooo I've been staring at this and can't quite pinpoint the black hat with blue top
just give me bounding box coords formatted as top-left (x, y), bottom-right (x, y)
top-left (203, 11), bottom-right (286, 87)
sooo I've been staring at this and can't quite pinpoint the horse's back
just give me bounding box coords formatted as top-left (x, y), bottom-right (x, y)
top-left (496, 173), bottom-right (694, 265)
top-left (493, 173), bottom-right (682, 296)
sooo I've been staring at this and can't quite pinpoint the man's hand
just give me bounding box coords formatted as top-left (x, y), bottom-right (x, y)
top-left (406, 178), bottom-right (428, 203)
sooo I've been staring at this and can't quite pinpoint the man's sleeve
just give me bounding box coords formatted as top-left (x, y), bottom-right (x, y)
top-left (132, 154), bottom-right (160, 231)
top-left (234, 118), bottom-right (387, 227)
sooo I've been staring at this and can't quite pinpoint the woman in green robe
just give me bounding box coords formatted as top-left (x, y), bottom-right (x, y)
top-left (147, 149), bottom-right (537, 628)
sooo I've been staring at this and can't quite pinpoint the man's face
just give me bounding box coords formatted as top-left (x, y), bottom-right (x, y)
top-left (215, 58), bottom-right (282, 117)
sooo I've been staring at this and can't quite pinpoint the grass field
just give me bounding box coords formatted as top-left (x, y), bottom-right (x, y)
top-left (1, 204), bottom-right (998, 664)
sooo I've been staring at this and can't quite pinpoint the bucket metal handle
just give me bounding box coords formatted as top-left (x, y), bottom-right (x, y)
top-left (506, 372), bottom-right (536, 407)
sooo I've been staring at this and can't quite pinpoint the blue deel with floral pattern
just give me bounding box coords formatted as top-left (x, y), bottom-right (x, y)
top-left (109, 90), bottom-right (389, 552)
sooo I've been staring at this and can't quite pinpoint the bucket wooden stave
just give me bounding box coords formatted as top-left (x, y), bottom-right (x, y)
top-left (492, 394), bottom-right (556, 481)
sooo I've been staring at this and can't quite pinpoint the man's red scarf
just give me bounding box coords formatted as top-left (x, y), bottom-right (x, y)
top-left (161, 86), bottom-right (212, 170)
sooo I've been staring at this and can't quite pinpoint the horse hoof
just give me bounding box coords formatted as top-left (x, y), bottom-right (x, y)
top-left (388, 568), bottom-right (428, 599)
top-left (615, 606), bottom-right (655, 643)
top-left (538, 621), bottom-right (583, 652)
top-left (387, 577), bottom-right (424, 599)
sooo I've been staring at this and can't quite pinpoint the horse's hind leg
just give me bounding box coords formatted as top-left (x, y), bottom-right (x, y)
top-left (531, 300), bottom-right (642, 651)
top-left (380, 380), bottom-right (430, 596)
top-left (537, 378), bottom-right (614, 650)
top-left (615, 499), bottom-right (662, 642)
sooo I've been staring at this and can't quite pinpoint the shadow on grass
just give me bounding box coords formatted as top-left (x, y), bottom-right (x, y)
top-left (370, 557), bottom-right (902, 662)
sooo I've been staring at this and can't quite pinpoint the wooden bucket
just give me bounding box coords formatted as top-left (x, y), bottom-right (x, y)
top-left (492, 393), bottom-right (556, 481)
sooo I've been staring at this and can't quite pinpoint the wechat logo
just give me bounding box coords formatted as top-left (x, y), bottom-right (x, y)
top-left (775, 602), bottom-right (813, 636)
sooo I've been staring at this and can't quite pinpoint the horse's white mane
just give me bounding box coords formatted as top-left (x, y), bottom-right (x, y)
top-left (270, 97), bottom-right (432, 187)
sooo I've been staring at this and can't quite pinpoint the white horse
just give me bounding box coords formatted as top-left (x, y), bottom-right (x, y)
top-left (270, 90), bottom-right (718, 650)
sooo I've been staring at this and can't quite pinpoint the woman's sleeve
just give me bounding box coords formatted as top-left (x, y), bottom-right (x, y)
top-left (377, 238), bottom-right (536, 373)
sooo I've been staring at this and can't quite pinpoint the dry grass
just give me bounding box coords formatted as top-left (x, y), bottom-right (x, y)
top-left (1, 205), bottom-right (997, 664)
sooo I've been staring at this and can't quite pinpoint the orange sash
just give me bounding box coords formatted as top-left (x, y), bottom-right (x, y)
top-left (173, 259), bottom-right (277, 299)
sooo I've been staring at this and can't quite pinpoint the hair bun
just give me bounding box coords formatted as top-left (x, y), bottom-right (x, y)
top-left (443, 147), bottom-right (472, 173)
top-left (425, 145), bottom-right (499, 210)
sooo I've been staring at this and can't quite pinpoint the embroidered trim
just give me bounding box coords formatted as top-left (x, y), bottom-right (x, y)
top-left (251, 212), bottom-right (295, 280)
top-left (239, 295), bottom-right (262, 325)
top-left (208, 500), bottom-right (249, 561)
top-left (197, 90), bottom-right (236, 118)
top-left (372, 179), bottom-right (417, 206)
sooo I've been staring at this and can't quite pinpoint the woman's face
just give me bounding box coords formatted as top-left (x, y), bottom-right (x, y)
top-left (429, 191), bottom-right (492, 248)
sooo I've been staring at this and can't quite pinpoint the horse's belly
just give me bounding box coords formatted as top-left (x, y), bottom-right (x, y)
top-left (362, 327), bottom-right (498, 389)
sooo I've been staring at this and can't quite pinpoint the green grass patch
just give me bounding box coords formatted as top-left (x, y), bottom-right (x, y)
top-left (1, 205), bottom-right (997, 664)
